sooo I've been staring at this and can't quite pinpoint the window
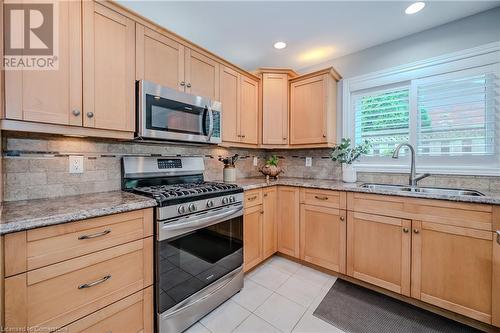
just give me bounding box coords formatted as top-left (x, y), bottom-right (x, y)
top-left (346, 57), bottom-right (500, 175)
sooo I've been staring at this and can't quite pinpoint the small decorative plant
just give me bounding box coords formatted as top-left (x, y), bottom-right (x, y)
top-left (259, 155), bottom-right (283, 181)
top-left (331, 138), bottom-right (371, 165)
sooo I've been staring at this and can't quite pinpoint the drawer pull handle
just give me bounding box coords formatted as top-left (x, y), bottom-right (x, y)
top-left (78, 229), bottom-right (111, 240)
top-left (496, 230), bottom-right (500, 245)
top-left (247, 195), bottom-right (258, 201)
top-left (78, 275), bottom-right (111, 289)
top-left (314, 195), bottom-right (329, 200)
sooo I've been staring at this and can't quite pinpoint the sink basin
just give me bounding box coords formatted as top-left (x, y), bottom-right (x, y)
top-left (360, 183), bottom-right (484, 197)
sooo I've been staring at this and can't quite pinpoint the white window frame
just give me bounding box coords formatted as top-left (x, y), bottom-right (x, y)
top-left (342, 42), bottom-right (500, 176)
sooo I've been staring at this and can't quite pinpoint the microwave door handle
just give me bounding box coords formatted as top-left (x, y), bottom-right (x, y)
top-left (207, 107), bottom-right (214, 142)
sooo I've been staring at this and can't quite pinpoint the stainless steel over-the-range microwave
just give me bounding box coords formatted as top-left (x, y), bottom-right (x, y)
top-left (136, 80), bottom-right (222, 144)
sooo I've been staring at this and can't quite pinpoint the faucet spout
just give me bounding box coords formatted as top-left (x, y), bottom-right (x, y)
top-left (392, 143), bottom-right (429, 187)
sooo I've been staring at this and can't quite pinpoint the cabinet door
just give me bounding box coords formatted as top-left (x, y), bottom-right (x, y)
top-left (277, 187), bottom-right (300, 258)
top-left (262, 187), bottom-right (277, 259)
top-left (136, 25), bottom-right (184, 91)
top-left (300, 205), bottom-right (346, 273)
top-left (290, 75), bottom-right (327, 145)
top-left (83, 2), bottom-right (135, 132)
top-left (220, 66), bottom-right (240, 143)
top-left (262, 73), bottom-right (288, 145)
top-left (347, 212), bottom-right (411, 296)
top-left (411, 221), bottom-right (493, 324)
top-left (239, 75), bottom-right (259, 145)
top-left (185, 49), bottom-right (220, 101)
top-left (244, 205), bottom-right (263, 272)
top-left (5, 0), bottom-right (82, 126)
top-left (493, 231), bottom-right (500, 327)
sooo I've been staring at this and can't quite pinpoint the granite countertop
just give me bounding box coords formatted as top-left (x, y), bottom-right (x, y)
top-left (0, 191), bottom-right (157, 235)
top-left (233, 177), bottom-right (500, 205)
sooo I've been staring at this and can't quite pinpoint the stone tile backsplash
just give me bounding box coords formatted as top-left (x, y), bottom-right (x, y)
top-left (3, 134), bottom-right (499, 201)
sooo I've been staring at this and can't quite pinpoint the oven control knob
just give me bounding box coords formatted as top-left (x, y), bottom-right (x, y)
top-left (178, 205), bottom-right (187, 214)
top-left (229, 196), bottom-right (236, 203)
top-left (222, 197), bottom-right (229, 204)
top-left (206, 200), bottom-right (214, 208)
top-left (188, 203), bottom-right (197, 212)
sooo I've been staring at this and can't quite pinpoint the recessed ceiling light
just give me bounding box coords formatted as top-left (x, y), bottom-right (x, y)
top-left (273, 41), bottom-right (287, 49)
top-left (405, 2), bottom-right (425, 15)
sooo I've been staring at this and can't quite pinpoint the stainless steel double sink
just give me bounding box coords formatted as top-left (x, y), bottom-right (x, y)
top-left (360, 183), bottom-right (485, 197)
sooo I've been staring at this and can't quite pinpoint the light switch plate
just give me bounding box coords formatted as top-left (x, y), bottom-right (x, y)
top-left (253, 157), bottom-right (258, 166)
top-left (305, 157), bottom-right (312, 167)
top-left (69, 156), bottom-right (84, 174)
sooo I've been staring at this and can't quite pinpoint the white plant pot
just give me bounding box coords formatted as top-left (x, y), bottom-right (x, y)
top-left (342, 164), bottom-right (357, 183)
top-left (223, 166), bottom-right (236, 183)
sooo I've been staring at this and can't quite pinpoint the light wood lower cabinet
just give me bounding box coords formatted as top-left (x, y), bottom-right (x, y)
top-left (277, 187), bottom-right (300, 258)
top-left (493, 232), bottom-right (500, 327)
top-left (63, 286), bottom-right (153, 333)
top-left (243, 205), bottom-right (263, 272)
top-left (300, 204), bottom-right (346, 273)
top-left (411, 221), bottom-right (493, 324)
top-left (347, 212), bottom-right (411, 296)
top-left (262, 187), bottom-right (278, 259)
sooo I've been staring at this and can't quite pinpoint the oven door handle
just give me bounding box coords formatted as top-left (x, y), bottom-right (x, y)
top-left (207, 106), bottom-right (214, 142)
top-left (159, 205), bottom-right (243, 241)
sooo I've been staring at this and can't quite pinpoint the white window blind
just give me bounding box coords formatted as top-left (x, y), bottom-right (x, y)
top-left (416, 71), bottom-right (498, 157)
top-left (353, 87), bottom-right (410, 157)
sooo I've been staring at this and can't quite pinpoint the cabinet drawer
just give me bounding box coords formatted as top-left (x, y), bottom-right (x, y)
top-left (4, 238), bottom-right (153, 330)
top-left (63, 287), bottom-right (153, 333)
top-left (245, 189), bottom-right (263, 208)
top-left (5, 208), bottom-right (153, 276)
top-left (300, 188), bottom-right (346, 209)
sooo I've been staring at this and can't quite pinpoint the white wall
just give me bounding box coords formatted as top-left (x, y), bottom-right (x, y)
top-left (300, 6), bottom-right (500, 78)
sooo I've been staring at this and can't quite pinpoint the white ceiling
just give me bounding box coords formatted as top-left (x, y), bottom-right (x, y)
top-left (118, 1), bottom-right (500, 71)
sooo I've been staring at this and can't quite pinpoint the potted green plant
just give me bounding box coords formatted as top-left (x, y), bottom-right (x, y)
top-left (259, 155), bottom-right (283, 182)
top-left (331, 138), bottom-right (371, 183)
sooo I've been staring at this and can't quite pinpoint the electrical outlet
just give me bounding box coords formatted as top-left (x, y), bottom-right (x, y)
top-left (305, 157), bottom-right (312, 167)
top-left (253, 157), bottom-right (258, 166)
top-left (69, 156), bottom-right (84, 174)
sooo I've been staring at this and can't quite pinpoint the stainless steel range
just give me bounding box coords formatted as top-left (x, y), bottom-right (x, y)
top-left (122, 156), bottom-right (244, 333)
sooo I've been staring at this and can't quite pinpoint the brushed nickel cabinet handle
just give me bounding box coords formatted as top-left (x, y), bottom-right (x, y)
top-left (86, 111), bottom-right (94, 118)
top-left (263, 193), bottom-right (268, 197)
top-left (403, 227), bottom-right (409, 233)
top-left (186, 83), bottom-right (192, 88)
top-left (260, 211), bottom-right (264, 215)
top-left (339, 216), bottom-right (345, 221)
top-left (322, 134), bottom-right (326, 138)
top-left (247, 195), bottom-right (258, 201)
top-left (78, 275), bottom-right (111, 289)
top-left (180, 81), bottom-right (186, 86)
top-left (72, 109), bottom-right (81, 116)
top-left (496, 230), bottom-right (500, 245)
top-left (413, 229), bottom-right (420, 234)
top-left (78, 229), bottom-right (111, 240)
top-left (314, 195), bottom-right (329, 200)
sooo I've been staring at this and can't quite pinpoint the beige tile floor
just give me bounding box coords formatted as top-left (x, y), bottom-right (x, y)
top-left (185, 256), bottom-right (345, 333)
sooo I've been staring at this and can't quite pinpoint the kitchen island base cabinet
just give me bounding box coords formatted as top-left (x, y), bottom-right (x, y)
top-left (277, 187), bottom-right (300, 258)
top-left (300, 205), bottom-right (346, 273)
top-left (411, 221), bottom-right (493, 324)
top-left (347, 212), bottom-right (411, 296)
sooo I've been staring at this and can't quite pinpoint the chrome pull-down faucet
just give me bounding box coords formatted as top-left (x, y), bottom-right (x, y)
top-left (392, 143), bottom-right (430, 187)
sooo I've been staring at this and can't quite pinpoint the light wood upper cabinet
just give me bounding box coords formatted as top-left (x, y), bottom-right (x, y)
top-left (277, 186), bottom-right (300, 258)
top-left (83, 2), bottom-right (135, 132)
top-left (262, 73), bottom-right (289, 145)
top-left (289, 68), bottom-right (340, 147)
top-left (185, 49), bottom-right (220, 101)
top-left (262, 187), bottom-right (278, 259)
top-left (5, 0), bottom-right (82, 126)
top-left (136, 25), bottom-right (185, 91)
top-left (300, 204), bottom-right (346, 273)
top-left (347, 212), bottom-right (411, 296)
top-left (244, 205), bottom-right (263, 272)
top-left (239, 75), bottom-right (259, 145)
top-left (220, 66), bottom-right (259, 146)
top-left (220, 66), bottom-right (240, 143)
top-left (411, 221), bottom-right (493, 324)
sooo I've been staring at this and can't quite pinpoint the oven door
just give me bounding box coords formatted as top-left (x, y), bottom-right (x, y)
top-left (138, 80), bottom-right (221, 144)
top-left (156, 204), bottom-right (243, 321)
